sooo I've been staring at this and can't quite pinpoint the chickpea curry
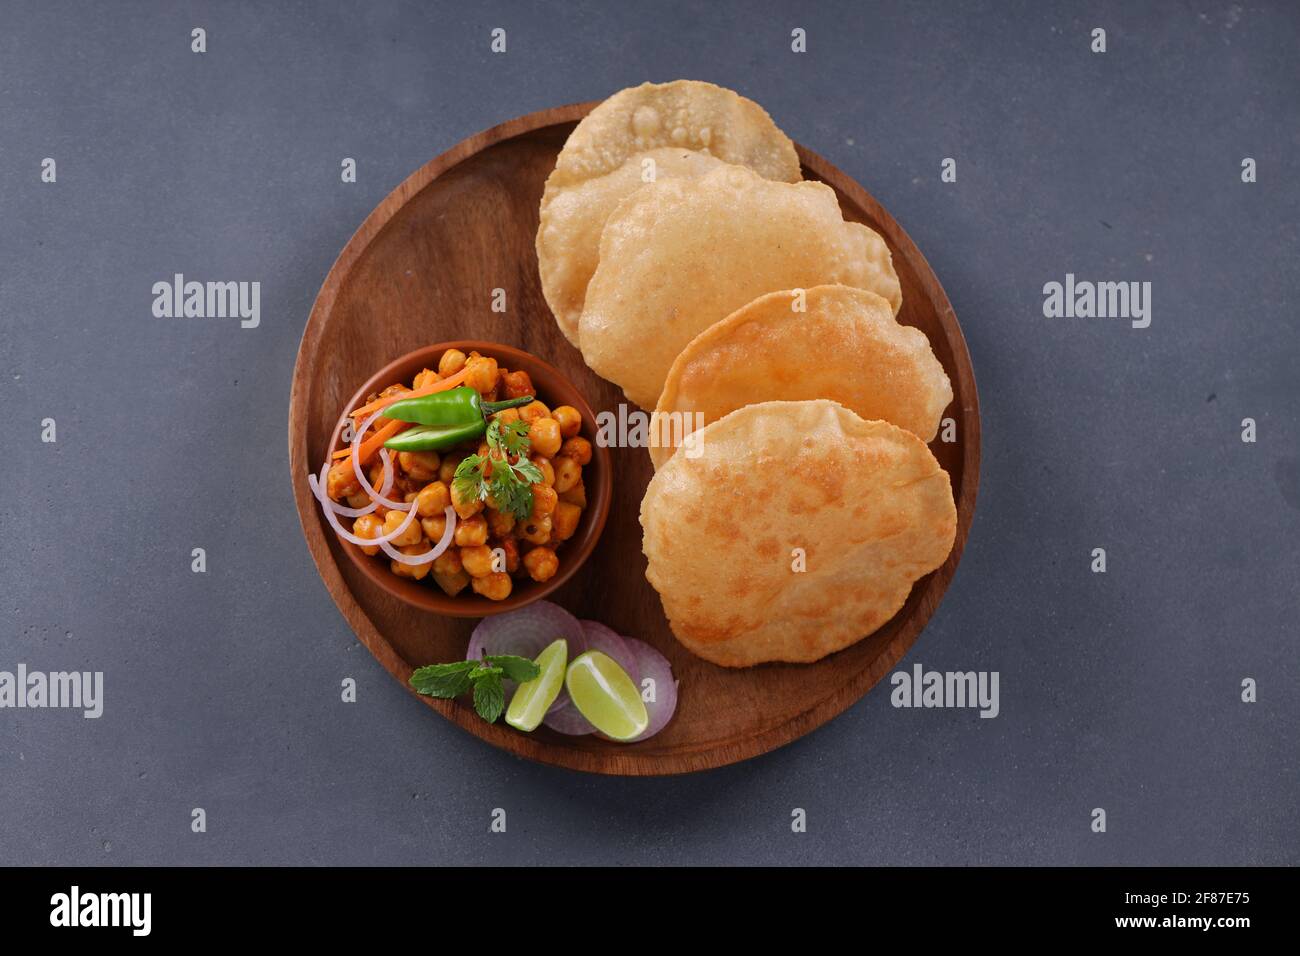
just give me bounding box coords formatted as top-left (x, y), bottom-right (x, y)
top-left (313, 348), bottom-right (594, 602)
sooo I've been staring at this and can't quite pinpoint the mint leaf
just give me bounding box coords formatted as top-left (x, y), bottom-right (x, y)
top-left (472, 670), bottom-right (505, 723)
top-left (468, 663), bottom-right (502, 681)
top-left (486, 654), bottom-right (541, 683)
top-left (410, 661), bottom-right (475, 698)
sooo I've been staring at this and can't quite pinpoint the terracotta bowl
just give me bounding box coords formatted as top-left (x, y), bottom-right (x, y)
top-left (325, 341), bottom-right (612, 617)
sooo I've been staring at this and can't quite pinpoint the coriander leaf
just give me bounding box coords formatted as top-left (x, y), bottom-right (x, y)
top-left (452, 454), bottom-right (487, 504)
top-left (492, 467), bottom-right (534, 522)
top-left (486, 654), bottom-right (541, 683)
top-left (512, 457), bottom-right (543, 485)
top-left (499, 419), bottom-right (532, 456)
top-left (472, 670), bottom-right (505, 723)
top-left (486, 417), bottom-right (532, 459)
top-left (410, 661), bottom-right (475, 698)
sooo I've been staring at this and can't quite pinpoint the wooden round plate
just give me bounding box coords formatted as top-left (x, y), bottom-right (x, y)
top-left (288, 102), bottom-right (980, 775)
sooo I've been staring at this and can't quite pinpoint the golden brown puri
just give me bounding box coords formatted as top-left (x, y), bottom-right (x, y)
top-left (650, 285), bottom-right (951, 468)
top-left (538, 80), bottom-right (801, 347)
top-left (640, 400), bottom-right (955, 667)
top-left (579, 166), bottom-right (902, 410)
top-left (539, 149), bottom-right (727, 346)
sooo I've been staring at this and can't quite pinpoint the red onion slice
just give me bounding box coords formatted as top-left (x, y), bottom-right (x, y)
top-left (542, 696), bottom-right (595, 736)
top-left (380, 506), bottom-right (456, 565)
top-left (467, 601), bottom-right (588, 699)
top-left (624, 637), bottom-right (677, 741)
top-left (308, 463), bottom-right (421, 548)
top-left (578, 620), bottom-right (641, 687)
top-left (352, 409), bottom-right (411, 511)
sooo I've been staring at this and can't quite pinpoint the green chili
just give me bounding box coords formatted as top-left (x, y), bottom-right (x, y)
top-left (381, 386), bottom-right (533, 452)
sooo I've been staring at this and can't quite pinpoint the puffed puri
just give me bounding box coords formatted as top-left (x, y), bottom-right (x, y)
top-left (579, 165), bottom-right (902, 410)
top-left (537, 79), bottom-right (803, 347)
top-left (649, 284), bottom-right (952, 470)
top-left (640, 400), bottom-right (955, 667)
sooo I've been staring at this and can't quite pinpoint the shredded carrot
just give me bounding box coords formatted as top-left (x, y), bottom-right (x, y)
top-left (328, 419), bottom-right (407, 487)
top-left (349, 367), bottom-right (470, 421)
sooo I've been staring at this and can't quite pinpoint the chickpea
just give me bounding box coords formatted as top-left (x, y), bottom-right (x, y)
top-left (495, 537), bottom-right (520, 573)
top-left (471, 572), bottom-right (514, 602)
top-left (529, 418), bottom-right (563, 457)
top-left (438, 348), bottom-right (467, 377)
top-left (328, 466), bottom-right (361, 501)
top-left (450, 480), bottom-right (484, 519)
top-left (368, 459), bottom-right (386, 487)
top-left (559, 481), bottom-right (586, 509)
top-left (432, 547), bottom-right (463, 577)
top-left (438, 456), bottom-right (458, 484)
top-left (460, 544), bottom-right (497, 578)
top-left (559, 436), bottom-right (593, 465)
top-left (433, 568), bottom-right (470, 597)
top-left (382, 509), bottom-right (422, 547)
top-left (398, 450), bottom-right (441, 481)
top-left (465, 355), bottom-right (499, 394)
top-left (420, 513), bottom-right (446, 542)
top-left (346, 491), bottom-right (371, 510)
top-left (519, 515), bottom-right (553, 545)
top-left (519, 400), bottom-right (551, 423)
top-left (412, 367), bottom-right (441, 390)
top-left (454, 513), bottom-right (489, 547)
top-left (523, 547), bottom-right (559, 583)
top-left (415, 481), bottom-right (450, 517)
top-left (352, 514), bottom-right (384, 556)
top-left (494, 407), bottom-right (521, 426)
top-left (531, 456), bottom-right (555, 487)
top-left (391, 545), bottom-right (432, 581)
top-left (530, 484), bottom-right (558, 519)
top-left (486, 507), bottom-right (516, 538)
top-left (552, 405), bottom-right (582, 439)
top-left (501, 369), bottom-right (534, 400)
top-left (553, 456), bottom-right (581, 493)
top-left (552, 501), bottom-right (582, 542)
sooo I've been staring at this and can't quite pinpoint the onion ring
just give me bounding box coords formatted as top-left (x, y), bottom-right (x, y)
top-left (541, 696), bottom-right (594, 736)
top-left (352, 409), bottom-right (410, 511)
top-left (317, 448), bottom-right (395, 518)
top-left (380, 506), bottom-right (457, 565)
top-left (467, 601), bottom-right (587, 664)
top-left (308, 462), bottom-right (422, 548)
top-left (624, 637), bottom-right (677, 741)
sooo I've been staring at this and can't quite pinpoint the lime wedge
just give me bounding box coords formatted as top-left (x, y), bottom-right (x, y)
top-left (505, 639), bottom-right (568, 732)
top-left (565, 651), bottom-right (649, 741)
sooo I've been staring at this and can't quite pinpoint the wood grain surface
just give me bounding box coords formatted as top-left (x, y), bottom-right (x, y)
top-left (288, 102), bottom-right (981, 775)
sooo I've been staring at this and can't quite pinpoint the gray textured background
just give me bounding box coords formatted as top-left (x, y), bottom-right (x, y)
top-left (2, 0), bottom-right (1297, 866)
